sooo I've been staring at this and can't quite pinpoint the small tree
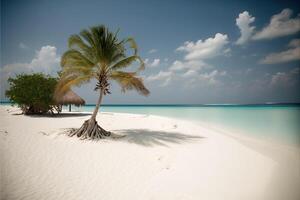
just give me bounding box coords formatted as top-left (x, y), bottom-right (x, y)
top-left (5, 73), bottom-right (59, 114)
top-left (55, 25), bottom-right (149, 139)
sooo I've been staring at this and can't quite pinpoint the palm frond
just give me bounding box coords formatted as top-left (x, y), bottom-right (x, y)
top-left (61, 50), bottom-right (95, 69)
top-left (55, 74), bottom-right (94, 96)
top-left (110, 55), bottom-right (144, 71)
top-left (110, 71), bottom-right (149, 96)
top-left (62, 66), bottom-right (97, 77)
top-left (68, 35), bottom-right (95, 61)
top-left (80, 29), bottom-right (96, 48)
top-left (57, 25), bottom-right (149, 98)
top-left (68, 35), bottom-right (91, 51)
top-left (125, 37), bottom-right (138, 55)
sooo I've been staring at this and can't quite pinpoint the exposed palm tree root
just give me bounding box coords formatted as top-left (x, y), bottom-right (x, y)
top-left (69, 119), bottom-right (111, 139)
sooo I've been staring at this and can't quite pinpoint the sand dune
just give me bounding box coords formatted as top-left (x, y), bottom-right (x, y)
top-left (0, 105), bottom-right (299, 200)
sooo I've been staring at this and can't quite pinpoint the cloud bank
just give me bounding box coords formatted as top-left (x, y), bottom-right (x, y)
top-left (253, 8), bottom-right (300, 40)
top-left (260, 39), bottom-right (300, 64)
top-left (147, 33), bottom-right (229, 87)
top-left (236, 9), bottom-right (300, 44)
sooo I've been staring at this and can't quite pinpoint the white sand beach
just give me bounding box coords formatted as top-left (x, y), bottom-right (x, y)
top-left (0, 105), bottom-right (299, 200)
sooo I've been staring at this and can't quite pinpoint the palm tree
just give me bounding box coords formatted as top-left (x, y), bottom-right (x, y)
top-left (55, 25), bottom-right (149, 139)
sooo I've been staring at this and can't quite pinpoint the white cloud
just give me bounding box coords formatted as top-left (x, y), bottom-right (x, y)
top-left (146, 70), bottom-right (174, 86)
top-left (176, 33), bottom-right (229, 60)
top-left (146, 33), bottom-right (229, 88)
top-left (1, 45), bottom-right (60, 75)
top-left (146, 68), bottom-right (226, 87)
top-left (19, 42), bottom-right (28, 49)
top-left (151, 59), bottom-right (160, 67)
top-left (149, 34), bottom-right (229, 87)
top-left (182, 69), bottom-right (198, 78)
top-left (196, 70), bottom-right (226, 86)
top-left (144, 58), bottom-right (160, 67)
top-left (253, 8), bottom-right (300, 40)
top-left (270, 68), bottom-right (300, 87)
top-left (30, 46), bottom-right (60, 73)
top-left (184, 69), bottom-right (227, 87)
top-left (146, 70), bottom-right (172, 81)
top-left (148, 49), bottom-right (157, 54)
top-left (170, 33), bottom-right (228, 77)
top-left (260, 39), bottom-right (300, 64)
top-left (169, 60), bottom-right (208, 72)
top-left (235, 11), bottom-right (255, 45)
top-left (0, 45), bottom-right (60, 98)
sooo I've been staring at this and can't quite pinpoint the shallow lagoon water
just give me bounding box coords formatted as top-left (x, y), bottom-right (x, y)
top-left (68, 104), bottom-right (300, 147)
top-left (2, 102), bottom-right (298, 146)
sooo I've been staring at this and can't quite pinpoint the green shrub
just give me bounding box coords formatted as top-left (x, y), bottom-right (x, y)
top-left (5, 73), bottom-right (59, 114)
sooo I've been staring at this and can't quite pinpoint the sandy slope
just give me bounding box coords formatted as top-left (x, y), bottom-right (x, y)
top-left (0, 105), bottom-right (299, 200)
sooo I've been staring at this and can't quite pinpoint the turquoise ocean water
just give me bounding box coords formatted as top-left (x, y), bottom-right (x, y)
top-left (1, 102), bottom-right (299, 147)
top-left (67, 104), bottom-right (300, 147)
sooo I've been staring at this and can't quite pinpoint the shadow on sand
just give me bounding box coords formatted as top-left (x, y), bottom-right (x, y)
top-left (113, 129), bottom-right (205, 147)
top-left (21, 113), bottom-right (91, 118)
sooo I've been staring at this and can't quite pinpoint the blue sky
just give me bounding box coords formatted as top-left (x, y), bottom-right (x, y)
top-left (1, 0), bottom-right (300, 104)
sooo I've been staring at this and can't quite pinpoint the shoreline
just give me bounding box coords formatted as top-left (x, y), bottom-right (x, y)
top-left (62, 106), bottom-right (300, 151)
top-left (3, 105), bottom-right (300, 164)
top-left (2, 102), bottom-right (300, 106)
top-left (59, 104), bottom-right (300, 148)
top-left (1, 105), bottom-right (300, 200)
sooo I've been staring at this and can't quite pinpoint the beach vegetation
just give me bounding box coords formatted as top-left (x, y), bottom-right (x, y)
top-left (5, 73), bottom-right (60, 114)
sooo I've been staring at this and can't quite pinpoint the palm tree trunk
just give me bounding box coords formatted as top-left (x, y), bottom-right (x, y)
top-left (69, 89), bottom-right (111, 139)
top-left (90, 89), bottom-right (104, 122)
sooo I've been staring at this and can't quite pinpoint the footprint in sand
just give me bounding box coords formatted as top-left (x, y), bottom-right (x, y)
top-left (157, 156), bottom-right (171, 170)
top-left (0, 130), bottom-right (8, 140)
top-left (0, 130), bottom-right (8, 135)
top-left (38, 131), bottom-right (50, 136)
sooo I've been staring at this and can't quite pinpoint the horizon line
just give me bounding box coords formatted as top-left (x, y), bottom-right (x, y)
top-left (1, 101), bottom-right (300, 106)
